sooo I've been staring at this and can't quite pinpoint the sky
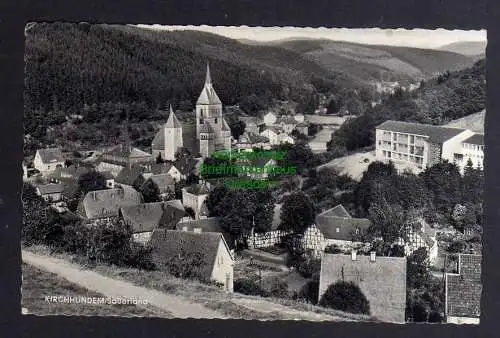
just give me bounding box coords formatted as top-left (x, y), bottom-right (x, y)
top-left (136, 25), bottom-right (486, 49)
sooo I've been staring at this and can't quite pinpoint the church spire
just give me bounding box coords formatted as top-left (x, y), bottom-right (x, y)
top-left (205, 62), bottom-right (212, 86)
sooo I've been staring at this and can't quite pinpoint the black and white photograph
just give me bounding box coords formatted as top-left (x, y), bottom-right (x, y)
top-left (21, 23), bottom-right (485, 324)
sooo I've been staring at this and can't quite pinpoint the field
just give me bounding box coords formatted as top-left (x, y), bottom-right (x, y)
top-left (318, 150), bottom-right (377, 181)
top-left (21, 262), bottom-right (169, 317)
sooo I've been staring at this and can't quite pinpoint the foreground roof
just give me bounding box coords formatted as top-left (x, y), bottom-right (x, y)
top-left (150, 229), bottom-right (226, 281)
top-left (462, 133), bottom-right (484, 146)
top-left (120, 201), bottom-right (185, 233)
top-left (376, 120), bottom-right (467, 144)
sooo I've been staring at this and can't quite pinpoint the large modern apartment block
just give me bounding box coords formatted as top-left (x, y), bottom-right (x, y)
top-left (375, 120), bottom-right (484, 173)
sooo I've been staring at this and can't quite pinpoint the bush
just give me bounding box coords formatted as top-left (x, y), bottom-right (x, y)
top-left (319, 281), bottom-right (370, 315)
top-left (269, 277), bottom-right (289, 299)
top-left (234, 278), bottom-right (262, 296)
top-left (447, 239), bottom-right (467, 253)
top-left (125, 242), bottom-right (155, 270)
top-left (324, 244), bottom-right (342, 254)
top-left (298, 277), bottom-right (320, 304)
top-left (296, 254), bottom-right (321, 279)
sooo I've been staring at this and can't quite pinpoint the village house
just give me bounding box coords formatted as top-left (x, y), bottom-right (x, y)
top-left (375, 120), bottom-right (476, 174)
top-left (149, 162), bottom-right (183, 181)
top-left (303, 205), bottom-right (371, 256)
top-left (22, 162), bottom-right (28, 180)
top-left (295, 121), bottom-right (309, 136)
top-left (277, 115), bottom-right (298, 134)
top-left (263, 112), bottom-right (277, 126)
top-left (145, 174), bottom-right (176, 198)
top-left (102, 171), bottom-right (115, 189)
top-left (260, 126), bottom-right (283, 146)
top-left (119, 200), bottom-right (186, 244)
top-left (175, 156), bottom-right (202, 180)
top-left (36, 183), bottom-right (64, 203)
top-left (150, 229), bottom-right (234, 292)
top-left (77, 186), bottom-right (143, 222)
top-left (239, 116), bottom-right (264, 134)
top-left (97, 145), bottom-right (153, 177)
top-left (319, 252), bottom-right (407, 323)
top-left (279, 134), bottom-right (295, 145)
top-left (181, 181), bottom-right (211, 220)
top-left (34, 148), bottom-right (65, 174)
top-left (115, 164), bottom-right (147, 190)
top-left (445, 254), bottom-right (482, 324)
top-left (237, 132), bottom-right (271, 151)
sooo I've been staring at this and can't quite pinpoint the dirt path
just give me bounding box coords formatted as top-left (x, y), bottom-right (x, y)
top-left (22, 250), bottom-right (227, 319)
top-left (230, 298), bottom-right (356, 321)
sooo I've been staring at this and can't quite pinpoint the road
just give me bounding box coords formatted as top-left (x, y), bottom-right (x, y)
top-left (22, 250), bottom-right (227, 319)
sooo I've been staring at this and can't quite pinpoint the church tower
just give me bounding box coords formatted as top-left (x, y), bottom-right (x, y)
top-left (196, 63), bottom-right (231, 157)
top-left (164, 105), bottom-right (183, 161)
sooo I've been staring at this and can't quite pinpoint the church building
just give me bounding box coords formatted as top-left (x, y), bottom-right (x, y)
top-left (151, 64), bottom-right (232, 159)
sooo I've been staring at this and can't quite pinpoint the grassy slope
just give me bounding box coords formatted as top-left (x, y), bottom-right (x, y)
top-left (438, 41), bottom-right (487, 57)
top-left (21, 262), bottom-right (170, 317)
top-left (445, 110), bottom-right (485, 133)
top-left (23, 245), bottom-right (373, 321)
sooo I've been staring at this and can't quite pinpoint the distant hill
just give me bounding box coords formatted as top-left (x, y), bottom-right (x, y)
top-left (438, 41), bottom-right (486, 57)
top-left (445, 110), bottom-right (485, 133)
top-left (275, 39), bottom-right (477, 86)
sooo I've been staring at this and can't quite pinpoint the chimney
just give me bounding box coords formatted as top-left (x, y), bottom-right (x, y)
top-left (370, 251), bottom-right (376, 262)
top-left (93, 191), bottom-right (96, 200)
top-left (182, 226), bottom-right (188, 231)
top-left (194, 227), bottom-right (202, 233)
top-left (351, 250), bottom-right (357, 261)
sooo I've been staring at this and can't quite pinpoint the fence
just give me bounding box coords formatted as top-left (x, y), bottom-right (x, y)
top-left (246, 230), bottom-right (292, 249)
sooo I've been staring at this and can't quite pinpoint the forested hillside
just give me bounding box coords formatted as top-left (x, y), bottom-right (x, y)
top-left (330, 58), bottom-right (486, 151)
top-left (273, 39), bottom-right (476, 85)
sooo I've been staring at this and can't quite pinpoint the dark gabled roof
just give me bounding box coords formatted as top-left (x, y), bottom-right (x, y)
top-left (104, 145), bottom-right (152, 159)
top-left (446, 254), bottom-right (482, 318)
top-left (151, 130), bottom-right (165, 151)
top-left (240, 117), bottom-right (263, 126)
top-left (319, 204), bottom-right (352, 218)
top-left (37, 148), bottom-right (64, 164)
top-left (60, 165), bottom-right (91, 179)
top-left (462, 133), bottom-right (484, 146)
top-left (319, 254), bottom-right (407, 323)
top-left (176, 217), bottom-right (234, 249)
top-left (315, 206), bottom-right (370, 241)
top-left (174, 157), bottom-right (200, 175)
top-left (183, 182), bottom-right (211, 196)
top-left (376, 120), bottom-right (467, 144)
top-left (149, 163), bottom-right (175, 175)
top-left (101, 171), bottom-right (114, 180)
top-left (60, 178), bottom-right (80, 199)
top-left (261, 126), bottom-right (283, 134)
top-left (240, 132), bottom-right (269, 144)
top-left (77, 186), bottom-right (143, 220)
top-left (278, 116), bottom-right (298, 125)
top-left (115, 165), bottom-right (145, 186)
top-left (148, 174), bottom-right (175, 193)
top-left (37, 183), bottom-right (64, 195)
top-left (120, 200), bottom-right (185, 233)
top-left (150, 229), bottom-right (226, 281)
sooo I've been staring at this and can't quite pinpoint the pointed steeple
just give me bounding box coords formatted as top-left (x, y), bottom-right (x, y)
top-left (165, 105), bottom-right (182, 128)
top-left (205, 62), bottom-right (212, 86)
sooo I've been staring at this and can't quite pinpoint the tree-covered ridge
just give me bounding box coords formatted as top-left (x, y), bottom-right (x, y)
top-left (25, 23), bottom-right (363, 117)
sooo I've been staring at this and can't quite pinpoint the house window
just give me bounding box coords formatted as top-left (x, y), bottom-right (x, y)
top-left (393, 133), bottom-right (397, 141)
top-left (336, 228), bottom-right (339, 233)
top-left (355, 229), bottom-right (360, 235)
top-left (215, 118), bottom-right (218, 124)
top-left (410, 135), bottom-right (415, 144)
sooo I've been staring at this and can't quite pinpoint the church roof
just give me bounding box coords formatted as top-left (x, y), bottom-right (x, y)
top-left (165, 105), bottom-right (182, 129)
top-left (196, 64), bottom-right (222, 105)
top-left (222, 118), bottom-right (231, 132)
